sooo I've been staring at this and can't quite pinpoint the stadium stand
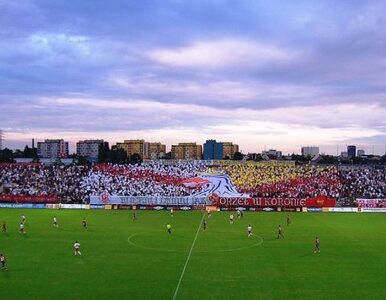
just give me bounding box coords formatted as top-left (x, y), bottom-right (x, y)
top-left (0, 162), bottom-right (385, 205)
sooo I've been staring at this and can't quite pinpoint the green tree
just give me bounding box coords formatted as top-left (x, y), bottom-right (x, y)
top-left (111, 148), bottom-right (128, 164)
top-left (75, 155), bottom-right (91, 166)
top-left (13, 149), bottom-right (24, 158)
top-left (254, 154), bottom-right (264, 161)
top-left (0, 148), bottom-right (14, 163)
top-left (233, 152), bottom-right (243, 160)
top-left (290, 154), bottom-right (310, 163)
top-left (319, 155), bottom-right (338, 164)
top-left (130, 153), bottom-right (143, 165)
top-left (98, 142), bottom-right (110, 163)
top-left (23, 145), bottom-right (38, 158)
top-left (162, 152), bottom-right (172, 159)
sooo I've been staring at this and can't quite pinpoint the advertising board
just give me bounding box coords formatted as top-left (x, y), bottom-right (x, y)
top-left (328, 207), bottom-right (358, 213)
top-left (307, 207), bottom-right (323, 212)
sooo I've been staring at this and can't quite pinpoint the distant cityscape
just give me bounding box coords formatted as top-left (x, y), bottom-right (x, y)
top-left (1, 129), bottom-right (385, 165)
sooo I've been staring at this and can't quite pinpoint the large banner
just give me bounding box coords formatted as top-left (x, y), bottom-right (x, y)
top-left (91, 195), bottom-right (336, 207)
top-left (90, 194), bottom-right (208, 206)
top-left (0, 163), bottom-right (42, 167)
top-left (305, 195), bottom-right (336, 207)
top-left (0, 195), bottom-right (57, 203)
top-left (356, 199), bottom-right (386, 208)
top-left (210, 197), bottom-right (306, 207)
top-left (89, 173), bottom-right (336, 208)
top-left (209, 195), bottom-right (335, 207)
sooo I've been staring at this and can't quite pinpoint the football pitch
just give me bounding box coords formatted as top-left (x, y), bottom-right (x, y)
top-left (0, 209), bottom-right (385, 300)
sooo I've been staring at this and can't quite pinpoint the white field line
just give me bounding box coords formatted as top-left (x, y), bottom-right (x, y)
top-left (172, 213), bottom-right (205, 300)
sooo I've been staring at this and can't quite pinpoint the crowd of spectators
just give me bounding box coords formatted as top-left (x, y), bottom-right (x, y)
top-left (0, 164), bottom-right (89, 203)
top-left (0, 162), bottom-right (385, 205)
top-left (355, 198), bottom-right (386, 208)
top-left (79, 162), bottom-right (209, 198)
top-left (339, 168), bottom-right (386, 199)
top-left (219, 165), bottom-right (343, 198)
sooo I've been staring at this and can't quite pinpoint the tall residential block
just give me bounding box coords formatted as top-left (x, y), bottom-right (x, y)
top-left (148, 142), bottom-right (166, 159)
top-left (203, 140), bottom-right (223, 160)
top-left (115, 139), bottom-right (166, 159)
top-left (347, 145), bottom-right (356, 158)
top-left (222, 142), bottom-right (239, 159)
top-left (37, 139), bottom-right (69, 158)
top-left (76, 139), bottom-right (107, 162)
top-left (301, 146), bottom-right (320, 157)
top-left (171, 143), bottom-right (202, 160)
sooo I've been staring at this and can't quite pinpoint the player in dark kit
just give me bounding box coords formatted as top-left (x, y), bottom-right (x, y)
top-left (2, 222), bottom-right (6, 233)
top-left (0, 253), bottom-right (7, 271)
top-left (286, 215), bottom-right (291, 226)
top-left (166, 223), bottom-right (172, 234)
top-left (314, 237), bottom-right (320, 253)
top-left (203, 219), bottom-right (207, 231)
top-left (277, 225), bottom-right (284, 239)
top-left (82, 218), bottom-right (87, 229)
top-left (132, 212), bottom-right (137, 222)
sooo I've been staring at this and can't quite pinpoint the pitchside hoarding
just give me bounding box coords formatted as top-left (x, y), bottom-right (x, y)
top-left (90, 194), bottom-right (208, 206)
top-left (210, 195), bottom-right (335, 208)
top-left (90, 194), bottom-right (336, 208)
top-left (0, 203), bottom-right (46, 209)
top-left (212, 197), bottom-right (305, 207)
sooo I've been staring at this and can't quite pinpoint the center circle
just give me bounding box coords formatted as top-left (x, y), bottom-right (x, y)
top-left (128, 231), bottom-right (264, 253)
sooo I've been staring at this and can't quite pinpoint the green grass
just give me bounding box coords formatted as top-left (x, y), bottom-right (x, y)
top-left (0, 209), bottom-right (385, 300)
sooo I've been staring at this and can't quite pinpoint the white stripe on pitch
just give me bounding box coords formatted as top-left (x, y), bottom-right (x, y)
top-left (172, 213), bottom-right (205, 300)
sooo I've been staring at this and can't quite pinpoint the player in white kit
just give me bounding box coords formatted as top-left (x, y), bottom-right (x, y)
top-left (19, 223), bottom-right (26, 234)
top-left (74, 241), bottom-right (81, 255)
top-left (229, 214), bottom-right (234, 224)
top-left (53, 216), bottom-right (58, 227)
top-left (247, 225), bottom-right (253, 237)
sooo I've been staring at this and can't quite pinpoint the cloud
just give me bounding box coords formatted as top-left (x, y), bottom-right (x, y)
top-left (148, 38), bottom-right (298, 68)
top-left (109, 76), bottom-right (322, 108)
top-left (1, 0), bottom-right (386, 155)
top-left (1, 97), bottom-right (384, 155)
top-left (2, 96), bottom-right (386, 132)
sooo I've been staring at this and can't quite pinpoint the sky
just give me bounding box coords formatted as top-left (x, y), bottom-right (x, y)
top-left (0, 0), bottom-right (385, 155)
